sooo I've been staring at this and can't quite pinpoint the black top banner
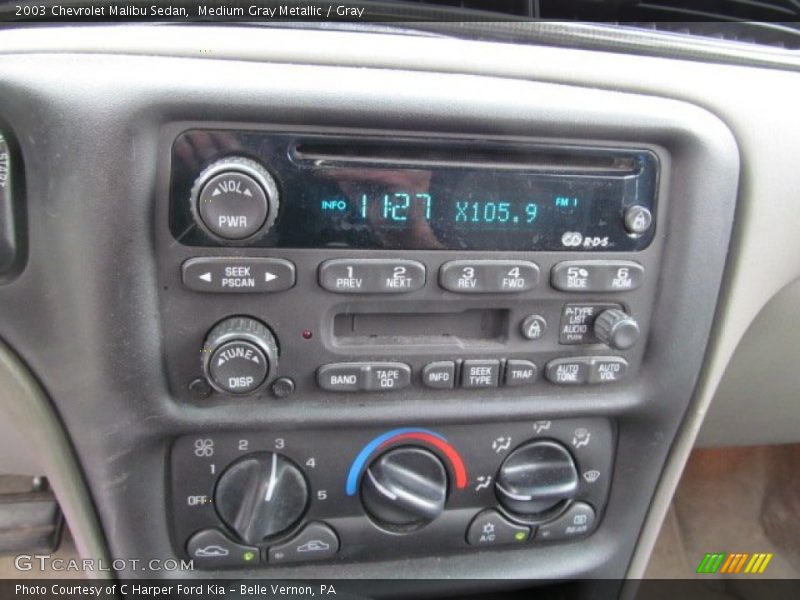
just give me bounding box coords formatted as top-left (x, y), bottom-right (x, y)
top-left (3, 0), bottom-right (800, 23)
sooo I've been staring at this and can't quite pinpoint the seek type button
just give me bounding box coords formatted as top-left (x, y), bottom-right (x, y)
top-left (461, 360), bottom-right (500, 389)
top-left (319, 259), bottom-right (425, 294)
top-left (182, 257), bottom-right (296, 293)
top-left (439, 260), bottom-right (539, 294)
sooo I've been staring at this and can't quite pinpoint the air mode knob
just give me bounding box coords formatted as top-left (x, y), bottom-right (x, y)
top-left (361, 446), bottom-right (448, 531)
top-left (202, 317), bottom-right (278, 395)
top-left (594, 308), bottom-right (640, 350)
top-left (190, 157), bottom-right (279, 241)
top-left (215, 452), bottom-right (308, 544)
top-left (495, 440), bottom-right (579, 519)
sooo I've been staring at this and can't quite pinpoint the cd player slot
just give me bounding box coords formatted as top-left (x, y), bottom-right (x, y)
top-left (292, 141), bottom-right (637, 173)
top-left (333, 309), bottom-right (509, 347)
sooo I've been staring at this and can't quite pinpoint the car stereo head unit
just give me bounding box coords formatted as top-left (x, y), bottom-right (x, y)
top-left (169, 131), bottom-right (658, 251)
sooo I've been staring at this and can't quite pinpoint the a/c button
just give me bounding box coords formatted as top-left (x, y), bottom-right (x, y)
top-left (466, 509), bottom-right (531, 546)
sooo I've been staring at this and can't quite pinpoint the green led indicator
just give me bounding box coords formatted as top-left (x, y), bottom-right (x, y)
top-left (514, 532), bottom-right (527, 541)
top-left (242, 550), bottom-right (257, 562)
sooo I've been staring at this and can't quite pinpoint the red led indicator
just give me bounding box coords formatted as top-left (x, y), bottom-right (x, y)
top-left (301, 330), bottom-right (313, 340)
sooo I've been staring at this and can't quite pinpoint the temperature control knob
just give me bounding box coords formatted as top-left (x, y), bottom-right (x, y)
top-left (215, 452), bottom-right (308, 545)
top-left (495, 440), bottom-right (579, 519)
top-left (594, 308), bottom-right (640, 350)
top-left (202, 317), bottom-right (278, 395)
top-left (190, 157), bottom-right (279, 241)
top-left (361, 446), bottom-right (448, 531)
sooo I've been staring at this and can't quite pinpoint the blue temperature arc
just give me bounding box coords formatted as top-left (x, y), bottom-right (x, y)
top-left (345, 428), bottom-right (447, 496)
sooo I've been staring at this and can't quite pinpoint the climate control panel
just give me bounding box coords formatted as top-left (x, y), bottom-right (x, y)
top-left (171, 418), bottom-right (613, 568)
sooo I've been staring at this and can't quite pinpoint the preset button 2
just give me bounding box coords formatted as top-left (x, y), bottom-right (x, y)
top-left (319, 259), bottom-right (425, 293)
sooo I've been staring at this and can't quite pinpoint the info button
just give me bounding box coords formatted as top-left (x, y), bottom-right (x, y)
top-left (182, 257), bottom-right (295, 293)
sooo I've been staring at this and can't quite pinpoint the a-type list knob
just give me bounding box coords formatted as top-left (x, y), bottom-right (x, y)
top-left (593, 308), bottom-right (640, 350)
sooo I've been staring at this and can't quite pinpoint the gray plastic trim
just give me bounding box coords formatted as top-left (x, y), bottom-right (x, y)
top-left (0, 338), bottom-right (109, 571)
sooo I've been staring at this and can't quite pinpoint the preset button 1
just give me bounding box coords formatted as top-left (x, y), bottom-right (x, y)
top-left (319, 259), bottom-right (425, 293)
top-left (439, 260), bottom-right (539, 293)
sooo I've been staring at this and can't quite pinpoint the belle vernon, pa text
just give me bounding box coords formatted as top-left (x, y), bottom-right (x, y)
top-left (16, 584), bottom-right (337, 597)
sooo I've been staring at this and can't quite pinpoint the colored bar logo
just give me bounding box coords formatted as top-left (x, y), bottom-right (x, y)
top-left (696, 552), bottom-right (773, 574)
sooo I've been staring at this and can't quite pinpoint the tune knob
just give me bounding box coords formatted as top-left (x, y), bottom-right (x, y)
top-left (495, 440), bottom-right (579, 519)
top-left (202, 317), bottom-right (278, 395)
top-left (190, 157), bottom-right (279, 242)
top-left (594, 308), bottom-right (640, 350)
top-left (361, 446), bottom-right (448, 531)
top-left (215, 452), bottom-right (308, 545)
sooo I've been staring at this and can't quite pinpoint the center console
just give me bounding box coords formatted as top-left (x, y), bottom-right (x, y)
top-left (0, 40), bottom-right (739, 586)
top-left (152, 108), bottom-right (726, 574)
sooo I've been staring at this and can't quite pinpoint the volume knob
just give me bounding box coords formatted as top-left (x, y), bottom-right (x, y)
top-left (594, 308), bottom-right (640, 350)
top-left (190, 157), bottom-right (279, 242)
top-left (202, 317), bottom-right (278, 395)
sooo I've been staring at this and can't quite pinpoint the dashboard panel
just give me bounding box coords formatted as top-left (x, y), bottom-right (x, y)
top-left (6, 22), bottom-right (790, 593)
